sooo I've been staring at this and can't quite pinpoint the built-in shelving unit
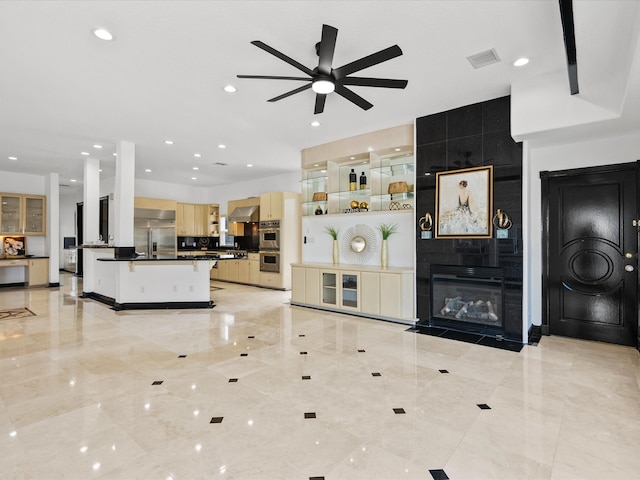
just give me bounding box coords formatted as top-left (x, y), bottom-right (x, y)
top-left (301, 134), bottom-right (414, 216)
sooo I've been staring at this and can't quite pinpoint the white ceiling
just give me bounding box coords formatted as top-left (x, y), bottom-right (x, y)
top-left (0, 1), bottom-right (636, 190)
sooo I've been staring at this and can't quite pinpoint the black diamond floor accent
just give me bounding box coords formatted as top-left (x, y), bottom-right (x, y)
top-left (248, 335), bottom-right (255, 339)
top-left (371, 372), bottom-right (382, 377)
top-left (240, 353), bottom-right (248, 357)
top-left (299, 334), bottom-right (306, 337)
top-left (439, 369), bottom-right (449, 374)
top-left (151, 381), bottom-right (163, 385)
top-left (393, 408), bottom-right (406, 414)
top-left (300, 351), bottom-right (308, 355)
top-left (429, 469), bottom-right (450, 480)
top-left (178, 355), bottom-right (187, 358)
top-left (302, 375), bottom-right (311, 380)
top-left (477, 403), bottom-right (491, 410)
top-left (357, 349), bottom-right (365, 353)
top-left (228, 378), bottom-right (238, 383)
top-left (304, 412), bottom-right (316, 419)
top-left (210, 417), bottom-right (224, 423)
top-left (309, 477), bottom-right (325, 480)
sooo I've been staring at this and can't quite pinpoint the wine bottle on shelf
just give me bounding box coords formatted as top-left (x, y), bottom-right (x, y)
top-left (360, 172), bottom-right (367, 190)
top-left (349, 168), bottom-right (357, 191)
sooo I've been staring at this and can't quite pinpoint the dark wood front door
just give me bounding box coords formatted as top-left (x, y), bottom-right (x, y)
top-left (541, 162), bottom-right (639, 347)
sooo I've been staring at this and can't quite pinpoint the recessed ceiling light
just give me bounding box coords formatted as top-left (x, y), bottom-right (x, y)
top-left (164, 140), bottom-right (174, 145)
top-left (367, 147), bottom-right (373, 152)
top-left (350, 157), bottom-right (355, 160)
top-left (395, 148), bottom-right (401, 151)
top-left (192, 167), bottom-right (199, 170)
top-left (194, 153), bottom-right (201, 158)
top-left (314, 164), bottom-right (319, 167)
top-left (311, 121), bottom-right (320, 127)
top-left (191, 177), bottom-right (197, 180)
top-left (145, 169), bottom-right (151, 173)
top-left (113, 153), bottom-right (117, 156)
top-left (224, 85), bottom-right (237, 93)
top-left (514, 57), bottom-right (529, 67)
top-left (93, 144), bottom-right (102, 149)
top-left (70, 179), bottom-right (77, 182)
top-left (99, 169), bottom-right (102, 172)
top-left (321, 169), bottom-right (326, 173)
top-left (218, 144), bottom-right (226, 149)
top-left (8, 156), bottom-right (17, 160)
top-left (246, 164), bottom-right (253, 168)
top-left (81, 152), bottom-right (90, 156)
top-left (93, 29), bottom-right (114, 41)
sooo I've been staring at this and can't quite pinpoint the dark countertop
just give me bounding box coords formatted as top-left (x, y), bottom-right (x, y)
top-left (98, 255), bottom-right (218, 262)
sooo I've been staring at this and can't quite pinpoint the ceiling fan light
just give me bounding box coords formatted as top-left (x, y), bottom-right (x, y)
top-left (312, 79), bottom-right (335, 94)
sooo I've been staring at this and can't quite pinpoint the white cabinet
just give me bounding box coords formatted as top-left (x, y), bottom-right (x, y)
top-left (292, 263), bottom-right (414, 323)
top-left (360, 271), bottom-right (380, 316)
top-left (260, 192), bottom-right (283, 220)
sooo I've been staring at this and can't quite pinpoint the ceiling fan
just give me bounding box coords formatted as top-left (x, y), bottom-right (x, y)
top-left (237, 24), bottom-right (408, 114)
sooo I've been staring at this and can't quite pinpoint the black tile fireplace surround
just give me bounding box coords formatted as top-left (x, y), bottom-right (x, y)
top-left (414, 95), bottom-right (523, 343)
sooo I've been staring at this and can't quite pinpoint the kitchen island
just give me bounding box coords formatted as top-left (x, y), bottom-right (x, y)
top-left (83, 251), bottom-right (215, 310)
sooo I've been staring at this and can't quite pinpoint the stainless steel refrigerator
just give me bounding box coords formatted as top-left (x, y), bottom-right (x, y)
top-left (134, 208), bottom-right (176, 257)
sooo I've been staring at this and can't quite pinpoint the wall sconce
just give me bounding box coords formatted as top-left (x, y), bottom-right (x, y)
top-left (419, 213), bottom-right (432, 239)
top-left (493, 209), bottom-right (512, 238)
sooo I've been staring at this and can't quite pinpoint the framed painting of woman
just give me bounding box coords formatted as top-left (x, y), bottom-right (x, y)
top-left (435, 166), bottom-right (493, 238)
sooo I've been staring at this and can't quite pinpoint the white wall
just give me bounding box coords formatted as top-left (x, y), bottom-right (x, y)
top-left (524, 131), bottom-right (640, 331)
top-left (301, 211), bottom-right (414, 268)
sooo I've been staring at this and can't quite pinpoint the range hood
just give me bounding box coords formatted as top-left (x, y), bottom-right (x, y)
top-left (228, 205), bottom-right (259, 223)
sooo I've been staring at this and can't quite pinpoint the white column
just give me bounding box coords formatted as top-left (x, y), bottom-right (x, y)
top-left (114, 141), bottom-right (135, 246)
top-left (83, 158), bottom-right (100, 244)
top-left (45, 173), bottom-right (60, 285)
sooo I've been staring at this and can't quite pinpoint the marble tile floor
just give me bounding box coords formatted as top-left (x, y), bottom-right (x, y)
top-left (0, 273), bottom-right (639, 480)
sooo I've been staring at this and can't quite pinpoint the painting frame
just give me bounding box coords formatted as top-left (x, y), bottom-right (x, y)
top-left (1, 236), bottom-right (27, 258)
top-left (435, 165), bottom-right (493, 239)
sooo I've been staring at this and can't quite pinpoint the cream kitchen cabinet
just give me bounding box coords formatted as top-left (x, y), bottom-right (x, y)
top-left (176, 203), bottom-right (208, 236)
top-left (260, 192), bottom-right (283, 220)
top-left (248, 253), bottom-right (260, 285)
top-left (216, 258), bottom-right (251, 285)
top-left (291, 263), bottom-right (415, 324)
top-left (0, 193), bottom-right (46, 236)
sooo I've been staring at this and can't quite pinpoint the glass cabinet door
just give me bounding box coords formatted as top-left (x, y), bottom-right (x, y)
top-left (321, 271), bottom-right (337, 306)
top-left (23, 196), bottom-right (45, 235)
top-left (341, 272), bottom-right (359, 310)
top-left (0, 194), bottom-right (22, 234)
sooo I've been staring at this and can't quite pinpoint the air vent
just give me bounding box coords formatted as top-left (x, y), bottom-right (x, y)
top-left (213, 162), bottom-right (228, 166)
top-left (466, 48), bottom-right (500, 69)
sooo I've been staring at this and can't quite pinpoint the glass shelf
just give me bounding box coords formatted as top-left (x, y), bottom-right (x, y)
top-left (370, 161), bottom-right (414, 176)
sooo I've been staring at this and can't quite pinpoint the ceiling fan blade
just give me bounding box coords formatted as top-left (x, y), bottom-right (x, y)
top-left (267, 83), bottom-right (312, 102)
top-left (237, 75), bottom-right (310, 81)
top-left (333, 45), bottom-right (403, 79)
top-left (317, 24), bottom-right (338, 75)
top-left (251, 40), bottom-right (315, 76)
top-left (334, 85), bottom-right (373, 110)
top-left (314, 94), bottom-right (327, 114)
top-left (340, 77), bottom-right (408, 89)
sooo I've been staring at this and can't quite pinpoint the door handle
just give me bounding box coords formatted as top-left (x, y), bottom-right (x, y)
top-left (625, 265), bottom-right (635, 272)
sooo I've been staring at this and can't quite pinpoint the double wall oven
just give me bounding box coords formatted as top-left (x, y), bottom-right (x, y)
top-left (259, 220), bottom-right (280, 273)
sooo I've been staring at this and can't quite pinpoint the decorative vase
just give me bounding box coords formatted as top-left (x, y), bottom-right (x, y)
top-left (332, 239), bottom-right (339, 264)
top-left (381, 239), bottom-right (388, 268)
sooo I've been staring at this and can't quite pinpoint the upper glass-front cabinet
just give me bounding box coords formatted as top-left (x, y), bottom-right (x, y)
top-left (0, 194), bottom-right (46, 235)
top-left (301, 144), bottom-right (414, 216)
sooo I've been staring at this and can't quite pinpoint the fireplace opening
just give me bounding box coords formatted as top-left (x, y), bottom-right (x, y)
top-left (430, 265), bottom-right (505, 336)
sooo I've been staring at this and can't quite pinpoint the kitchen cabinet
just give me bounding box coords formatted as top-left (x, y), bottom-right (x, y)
top-left (260, 192), bottom-right (283, 220)
top-left (208, 204), bottom-right (220, 237)
top-left (291, 263), bottom-right (414, 323)
top-left (27, 258), bottom-right (49, 286)
top-left (177, 202), bottom-right (209, 236)
top-left (0, 193), bottom-right (46, 235)
top-left (260, 272), bottom-right (283, 289)
top-left (216, 258), bottom-right (252, 285)
top-left (248, 253), bottom-right (260, 285)
top-left (217, 259), bottom-right (229, 280)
